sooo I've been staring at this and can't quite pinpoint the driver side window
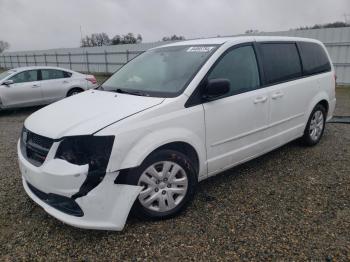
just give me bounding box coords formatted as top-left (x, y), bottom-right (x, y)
top-left (208, 45), bottom-right (260, 96)
top-left (10, 70), bottom-right (38, 84)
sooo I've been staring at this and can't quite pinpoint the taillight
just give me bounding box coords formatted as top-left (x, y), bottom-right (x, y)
top-left (334, 73), bottom-right (337, 89)
top-left (86, 76), bottom-right (97, 85)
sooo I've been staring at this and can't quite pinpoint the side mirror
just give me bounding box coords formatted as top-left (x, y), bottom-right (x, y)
top-left (203, 79), bottom-right (230, 101)
top-left (2, 80), bottom-right (14, 86)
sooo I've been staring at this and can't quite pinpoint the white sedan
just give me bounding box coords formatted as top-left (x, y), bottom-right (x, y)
top-left (0, 66), bottom-right (98, 109)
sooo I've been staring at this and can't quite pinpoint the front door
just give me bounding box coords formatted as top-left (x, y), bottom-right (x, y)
top-left (1, 70), bottom-right (42, 107)
top-left (203, 44), bottom-right (269, 175)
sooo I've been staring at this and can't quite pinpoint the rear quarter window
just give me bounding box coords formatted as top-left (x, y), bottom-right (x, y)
top-left (298, 42), bottom-right (331, 76)
top-left (260, 43), bottom-right (302, 85)
top-left (63, 71), bottom-right (72, 78)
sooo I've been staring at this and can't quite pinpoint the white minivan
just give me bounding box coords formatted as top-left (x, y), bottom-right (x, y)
top-left (18, 36), bottom-right (336, 231)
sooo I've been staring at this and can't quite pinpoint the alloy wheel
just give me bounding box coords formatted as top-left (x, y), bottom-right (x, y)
top-left (309, 110), bottom-right (324, 141)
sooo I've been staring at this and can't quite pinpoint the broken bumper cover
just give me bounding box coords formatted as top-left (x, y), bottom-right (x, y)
top-left (18, 141), bottom-right (142, 231)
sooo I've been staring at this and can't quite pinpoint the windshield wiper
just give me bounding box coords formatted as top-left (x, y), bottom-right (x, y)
top-left (115, 88), bottom-right (149, 97)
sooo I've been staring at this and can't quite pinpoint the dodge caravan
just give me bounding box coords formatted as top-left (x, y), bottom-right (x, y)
top-left (18, 36), bottom-right (336, 230)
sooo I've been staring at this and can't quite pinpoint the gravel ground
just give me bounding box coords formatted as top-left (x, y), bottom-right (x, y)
top-left (0, 87), bottom-right (349, 261)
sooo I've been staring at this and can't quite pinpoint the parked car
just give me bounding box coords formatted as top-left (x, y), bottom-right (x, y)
top-left (0, 66), bottom-right (97, 109)
top-left (18, 36), bottom-right (336, 231)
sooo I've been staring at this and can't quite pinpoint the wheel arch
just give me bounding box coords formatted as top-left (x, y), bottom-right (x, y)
top-left (148, 142), bottom-right (200, 175)
top-left (114, 128), bottom-right (207, 180)
top-left (318, 99), bottom-right (329, 113)
top-left (66, 87), bottom-right (84, 96)
top-left (305, 92), bottom-right (330, 127)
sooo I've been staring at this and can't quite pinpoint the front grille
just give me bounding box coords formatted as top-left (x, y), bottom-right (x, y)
top-left (21, 128), bottom-right (54, 167)
top-left (27, 182), bottom-right (84, 217)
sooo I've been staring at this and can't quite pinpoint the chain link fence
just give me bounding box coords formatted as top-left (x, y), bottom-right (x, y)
top-left (0, 50), bottom-right (144, 74)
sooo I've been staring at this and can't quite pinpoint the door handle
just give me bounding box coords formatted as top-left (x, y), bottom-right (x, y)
top-left (253, 96), bottom-right (268, 104)
top-left (271, 92), bottom-right (284, 99)
top-left (63, 80), bottom-right (69, 83)
top-left (32, 84), bottom-right (40, 88)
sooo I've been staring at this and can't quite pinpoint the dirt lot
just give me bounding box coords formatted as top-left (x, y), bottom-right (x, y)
top-left (0, 87), bottom-right (349, 261)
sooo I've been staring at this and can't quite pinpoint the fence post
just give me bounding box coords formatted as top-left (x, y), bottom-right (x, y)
top-left (17, 55), bottom-right (20, 67)
top-left (55, 52), bottom-right (59, 67)
top-left (44, 53), bottom-right (47, 66)
top-left (126, 50), bottom-right (129, 62)
top-left (85, 51), bottom-right (90, 73)
top-left (68, 52), bottom-right (72, 69)
top-left (9, 55), bottom-right (13, 68)
top-left (25, 54), bottom-right (28, 66)
top-left (33, 54), bottom-right (37, 66)
top-left (104, 50), bottom-right (108, 73)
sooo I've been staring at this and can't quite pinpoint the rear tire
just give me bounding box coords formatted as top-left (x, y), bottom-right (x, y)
top-left (67, 88), bottom-right (83, 97)
top-left (125, 149), bottom-right (198, 220)
top-left (301, 104), bottom-right (326, 146)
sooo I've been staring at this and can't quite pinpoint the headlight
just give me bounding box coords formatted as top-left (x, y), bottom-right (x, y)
top-left (55, 135), bottom-right (115, 171)
top-left (55, 135), bottom-right (115, 198)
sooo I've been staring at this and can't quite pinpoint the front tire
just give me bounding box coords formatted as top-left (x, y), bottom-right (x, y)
top-left (125, 149), bottom-right (197, 220)
top-left (301, 104), bottom-right (326, 146)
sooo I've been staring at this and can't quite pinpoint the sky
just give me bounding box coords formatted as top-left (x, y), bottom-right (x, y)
top-left (0, 0), bottom-right (349, 51)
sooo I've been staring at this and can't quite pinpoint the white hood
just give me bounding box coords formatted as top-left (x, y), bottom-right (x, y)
top-left (24, 90), bottom-right (165, 139)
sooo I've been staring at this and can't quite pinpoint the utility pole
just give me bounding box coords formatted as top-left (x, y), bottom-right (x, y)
top-left (80, 25), bottom-right (84, 46)
top-left (80, 25), bottom-right (88, 72)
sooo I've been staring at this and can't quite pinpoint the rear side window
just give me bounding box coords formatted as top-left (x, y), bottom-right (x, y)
top-left (208, 45), bottom-right (260, 96)
top-left (10, 70), bottom-right (38, 84)
top-left (260, 43), bottom-right (302, 85)
top-left (63, 71), bottom-right (72, 78)
top-left (41, 69), bottom-right (71, 80)
top-left (298, 42), bottom-right (331, 75)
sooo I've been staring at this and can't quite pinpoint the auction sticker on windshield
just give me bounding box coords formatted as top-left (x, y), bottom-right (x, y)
top-left (187, 46), bottom-right (215, 52)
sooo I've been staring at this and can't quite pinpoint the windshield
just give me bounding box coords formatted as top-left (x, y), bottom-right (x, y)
top-left (0, 70), bottom-right (14, 81)
top-left (101, 45), bottom-right (218, 97)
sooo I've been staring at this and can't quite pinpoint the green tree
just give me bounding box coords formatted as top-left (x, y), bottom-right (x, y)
top-left (162, 35), bottom-right (185, 41)
top-left (111, 33), bottom-right (142, 45)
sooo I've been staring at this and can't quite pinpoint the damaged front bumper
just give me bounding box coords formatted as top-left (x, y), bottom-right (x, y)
top-left (18, 141), bottom-right (142, 231)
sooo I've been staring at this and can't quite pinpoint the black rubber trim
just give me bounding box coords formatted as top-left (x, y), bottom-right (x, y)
top-left (27, 182), bottom-right (84, 217)
top-left (114, 168), bottom-right (135, 185)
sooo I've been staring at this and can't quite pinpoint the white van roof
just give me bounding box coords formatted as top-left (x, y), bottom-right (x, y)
top-left (158, 36), bottom-right (322, 48)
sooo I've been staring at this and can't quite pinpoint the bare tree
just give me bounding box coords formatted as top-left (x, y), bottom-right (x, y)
top-left (245, 29), bottom-right (259, 34)
top-left (82, 32), bottom-right (143, 46)
top-left (80, 33), bottom-right (110, 47)
top-left (136, 34), bottom-right (142, 43)
top-left (0, 40), bottom-right (10, 53)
